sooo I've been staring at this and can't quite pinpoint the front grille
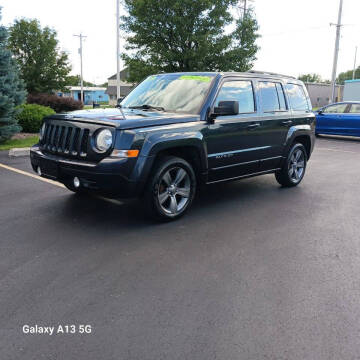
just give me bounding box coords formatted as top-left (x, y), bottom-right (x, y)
top-left (40, 123), bottom-right (90, 158)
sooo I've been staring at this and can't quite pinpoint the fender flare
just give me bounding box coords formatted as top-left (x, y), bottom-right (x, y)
top-left (131, 131), bottom-right (208, 186)
top-left (282, 124), bottom-right (314, 161)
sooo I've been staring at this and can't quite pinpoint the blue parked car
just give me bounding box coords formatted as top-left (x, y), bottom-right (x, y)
top-left (315, 101), bottom-right (360, 137)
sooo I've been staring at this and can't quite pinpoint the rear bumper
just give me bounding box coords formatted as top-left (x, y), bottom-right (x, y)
top-left (30, 146), bottom-right (143, 198)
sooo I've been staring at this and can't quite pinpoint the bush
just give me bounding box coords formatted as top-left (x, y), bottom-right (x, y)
top-left (15, 104), bottom-right (55, 133)
top-left (27, 93), bottom-right (83, 113)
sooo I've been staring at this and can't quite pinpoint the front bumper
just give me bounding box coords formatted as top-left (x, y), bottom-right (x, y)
top-left (30, 146), bottom-right (142, 198)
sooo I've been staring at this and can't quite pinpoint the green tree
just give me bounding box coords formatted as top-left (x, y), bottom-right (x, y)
top-left (0, 10), bottom-right (26, 142)
top-left (298, 73), bottom-right (323, 83)
top-left (121, 0), bottom-right (259, 83)
top-left (336, 67), bottom-right (360, 85)
top-left (8, 19), bottom-right (71, 94)
top-left (66, 75), bottom-right (97, 87)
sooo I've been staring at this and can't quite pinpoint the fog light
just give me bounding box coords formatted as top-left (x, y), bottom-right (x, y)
top-left (73, 177), bottom-right (80, 188)
top-left (37, 167), bottom-right (42, 176)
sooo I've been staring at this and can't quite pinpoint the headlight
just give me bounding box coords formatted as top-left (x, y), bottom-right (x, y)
top-left (95, 129), bottom-right (113, 152)
top-left (39, 123), bottom-right (46, 141)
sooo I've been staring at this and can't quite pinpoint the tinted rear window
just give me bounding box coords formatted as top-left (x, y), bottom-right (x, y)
top-left (285, 83), bottom-right (309, 111)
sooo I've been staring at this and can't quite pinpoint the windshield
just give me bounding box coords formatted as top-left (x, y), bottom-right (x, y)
top-left (121, 74), bottom-right (215, 114)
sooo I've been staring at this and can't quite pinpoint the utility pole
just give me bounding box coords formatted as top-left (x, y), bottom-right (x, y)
top-left (116, 0), bottom-right (121, 101)
top-left (353, 46), bottom-right (358, 80)
top-left (330, 0), bottom-right (344, 103)
top-left (238, 0), bottom-right (253, 19)
top-left (73, 33), bottom-right (87, 103)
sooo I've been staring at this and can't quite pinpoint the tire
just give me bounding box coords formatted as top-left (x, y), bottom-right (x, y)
top-left (143, 156), bottom-right (197, 221)
top-left (275, 143), bottom-right (307, 187)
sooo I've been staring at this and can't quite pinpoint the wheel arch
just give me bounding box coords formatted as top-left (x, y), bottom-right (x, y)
top-left (285, 125), bottom-right (314, 160)
top-left (133, 135), bottom-right (208, 195)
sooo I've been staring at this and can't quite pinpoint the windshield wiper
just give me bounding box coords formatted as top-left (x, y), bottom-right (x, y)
top-left (127, 104), bottom-right (166, 112)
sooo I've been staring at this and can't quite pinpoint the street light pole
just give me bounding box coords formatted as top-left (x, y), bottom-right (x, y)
top-left (116, 0), bottom-right (121, 101)
top-left (353, 46), bottom-right (358, 80)
top-left (73, 33), bottom-right (87, 103)
top-left (330, 0), bottom-right (344, 103)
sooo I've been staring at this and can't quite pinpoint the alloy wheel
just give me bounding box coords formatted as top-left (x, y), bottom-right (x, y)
top-left (157, 167), bottom-right (191, 215)
top-left (288, 149), bottom-right (305, 183)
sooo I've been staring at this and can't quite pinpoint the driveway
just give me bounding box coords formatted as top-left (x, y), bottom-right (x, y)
top-left (1, 136), bottom-right (360, 360)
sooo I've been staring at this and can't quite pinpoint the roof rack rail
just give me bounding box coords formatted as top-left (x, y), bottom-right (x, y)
top-left (247, 70), bottom-right (296, 79)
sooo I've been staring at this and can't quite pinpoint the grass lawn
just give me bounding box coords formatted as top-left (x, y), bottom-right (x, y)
top-left (0, 136), bottom-right (39, 151)
top-left (83, 104), bottom-right (113, 110)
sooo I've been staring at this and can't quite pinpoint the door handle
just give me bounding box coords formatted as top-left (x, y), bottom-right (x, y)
top-left (281, 120), bottom-right (293, 126)
top-left (247, 123), bottom-right (261, 129)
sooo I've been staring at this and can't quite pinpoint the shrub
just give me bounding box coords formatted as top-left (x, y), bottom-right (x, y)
top-left (15, 104), bottom-right (55, 133)
top-left (27, 93), bottom-right (83, 113)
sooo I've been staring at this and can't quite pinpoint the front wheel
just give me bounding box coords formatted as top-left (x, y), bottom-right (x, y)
top-left (275, 143), bottom-right (307, 187)
top-left (143, 156), bottom-right (196, 221)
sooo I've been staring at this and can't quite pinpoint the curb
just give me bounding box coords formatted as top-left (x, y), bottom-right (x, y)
top-left (8, 147), bottom-right (30, 157)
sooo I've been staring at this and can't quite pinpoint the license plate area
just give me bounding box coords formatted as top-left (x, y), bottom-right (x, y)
top-left (40, 159), bottom-right (58, 179)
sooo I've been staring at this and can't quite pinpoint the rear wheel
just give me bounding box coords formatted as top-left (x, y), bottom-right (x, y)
top-left (144, 156), bottom-right (196, 220)
top-left (275, 143), bottom-right (307, 187)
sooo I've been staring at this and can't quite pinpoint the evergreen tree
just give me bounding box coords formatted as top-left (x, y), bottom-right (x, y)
top-left (121, 0), bottom-right (260, 83)
top-left (0, 9), bottom-right (26, 142)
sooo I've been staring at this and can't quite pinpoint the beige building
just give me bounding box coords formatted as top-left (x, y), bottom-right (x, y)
top-left (304, 82), bottom-right (343, 108)
top-left (106, 68), bottom-right (135, 105)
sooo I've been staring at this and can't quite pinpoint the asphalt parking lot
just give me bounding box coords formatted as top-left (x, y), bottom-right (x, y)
top-left (1, 136), bottom-right (360, 360)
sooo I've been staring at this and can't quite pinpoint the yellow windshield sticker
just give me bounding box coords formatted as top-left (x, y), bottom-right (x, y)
top-left (179, 75), bottom-right (211, 82)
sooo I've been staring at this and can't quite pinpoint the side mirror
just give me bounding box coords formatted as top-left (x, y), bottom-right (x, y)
top-left (115, 97), bottom-right (124, 108)
top-left (317, 109), bottom-right (324, 115)
top-left (209, 101), bottom-right (239, 122)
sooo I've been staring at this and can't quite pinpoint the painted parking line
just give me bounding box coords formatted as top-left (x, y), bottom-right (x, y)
top-left (0, 162), bottom-right (125, 205)
top-left (316, 148), bottom-right (359, 154)
top-left (0, 163), bottom-right (65, 188)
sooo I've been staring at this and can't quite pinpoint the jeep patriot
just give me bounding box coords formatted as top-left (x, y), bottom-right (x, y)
top-left (30, 71), bottom-right (315, 220)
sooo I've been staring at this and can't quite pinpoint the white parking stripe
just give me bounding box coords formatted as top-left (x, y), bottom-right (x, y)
top-left (0, 162), bottom-right (125, 205)
top-left (0, 163), bottom-right (65, 188)
top-left (316, 148), bottom-right (359, 154)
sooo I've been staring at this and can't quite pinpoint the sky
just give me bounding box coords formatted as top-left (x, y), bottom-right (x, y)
top-left (1, 0), bottom-right (359, 84)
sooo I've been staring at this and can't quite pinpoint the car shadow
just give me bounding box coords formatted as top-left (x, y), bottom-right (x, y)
top-left (55, 175), bottom-right (300, 233)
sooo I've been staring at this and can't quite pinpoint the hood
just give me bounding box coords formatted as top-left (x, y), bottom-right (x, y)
top-left (46, 108), bottom-right (200, 130)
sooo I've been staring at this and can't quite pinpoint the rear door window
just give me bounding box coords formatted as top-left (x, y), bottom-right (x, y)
top-left (258, 81), bottom-right (288, 112)
top-left (215, 80), bottom-right (255, 114)
top-left (285, 83), bottom-right (309, 111)
top-left (349, 104), bottom-right (360, 113)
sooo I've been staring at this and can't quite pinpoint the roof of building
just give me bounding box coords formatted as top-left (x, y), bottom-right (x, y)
top-left (67, 86), bottom-right (107, 91)
top-left (304, 82), bottom-right (343, 87)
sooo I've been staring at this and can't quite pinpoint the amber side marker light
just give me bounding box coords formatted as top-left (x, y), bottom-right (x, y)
top-left (111, 149), bottom-right (140, 158)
